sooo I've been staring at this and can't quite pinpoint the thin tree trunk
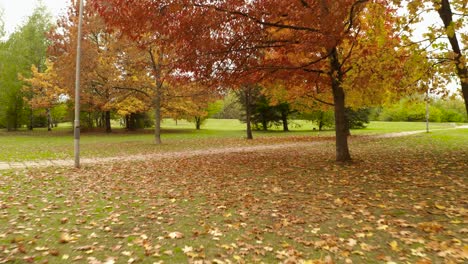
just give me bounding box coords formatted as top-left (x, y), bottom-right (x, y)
top-left (46, 108), bottom-right (52, 131)
top-left (149, 47), bottom-right (164, 144)
top-left (105, 111), bottom-right (112, 133)
top-left (154, 92), bottom-right (162, 144)
top-left (88, 112), bottom-right (93, 128)
top-left (262, 116), bottom-right (268, 131)
top-left (245, 87), bottom-right (253, 140)
top-left (282, 110), bottom-right (289, 131)
top-left (29, 108), bottom-right (33, 131)
top-left (195, 117), bottom-right (201, 130)
top-left (318, 111), bottom-right (324, 131)
top-left (330, 47), bottom-right (351, 162)
top-left (437, 0), bottom-right (468, 115)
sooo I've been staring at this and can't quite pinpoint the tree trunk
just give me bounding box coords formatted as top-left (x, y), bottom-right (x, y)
top-left (344, 108), bottom-right (351, 136)
top-left (318, 111), bottom-right (324, 131)
top-left (437, 0), bottom-right (468, 115)
top-left (245, 87), bottom-right (253, 140)
top-left (105, 111), bottom-right (112, 133)
top-left (330, 47), bottom-right (351, 162)
top-left (28, 108), bottom-right (33, 131)
top-left (154, 92), bottom-right (162, 144)
top-left (149, 47), bottom-right (164, 144)
top-left (88, 112), bottom-right (93, 128)
top-left (46, 108), bottom-right (52, 131)
top-left (262, 115), bottom-right (268, 131)
top-left (195, 117), bottom-right (201, 130)
top-left (281, 110), bottom-right (289, 131)
top-left (462, 81), bottom-right (468, 116)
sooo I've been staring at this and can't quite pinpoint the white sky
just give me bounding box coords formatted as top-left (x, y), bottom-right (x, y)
top-left (0, 0), bottom-right (69, 35)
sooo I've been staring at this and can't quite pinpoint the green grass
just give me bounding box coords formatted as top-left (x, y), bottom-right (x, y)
top-left (0, 130), bottom-right (466, 263)
top-left (0, 119), bottom-right (463, 162)
top-left (352, 121), bottom-right (458, 134)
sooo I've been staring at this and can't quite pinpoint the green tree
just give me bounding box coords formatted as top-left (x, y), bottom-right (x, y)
top-left (0, 3), bottom-right (52, 130)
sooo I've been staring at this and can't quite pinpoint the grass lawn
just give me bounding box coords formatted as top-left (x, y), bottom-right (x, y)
top-left (0, 129), bottom-right (467, 263)
top-left (0, 120), bottom-right (462, 162)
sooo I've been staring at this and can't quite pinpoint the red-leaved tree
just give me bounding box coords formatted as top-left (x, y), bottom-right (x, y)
top-left (91, 0), bottom-right (425, 161)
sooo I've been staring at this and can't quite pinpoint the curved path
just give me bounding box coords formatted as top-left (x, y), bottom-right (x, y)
top-left (0, 126), bottom-right (466, 171)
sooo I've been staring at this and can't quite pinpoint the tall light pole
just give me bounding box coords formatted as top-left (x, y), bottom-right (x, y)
top-left (74, 0), bottom-right (84, 168)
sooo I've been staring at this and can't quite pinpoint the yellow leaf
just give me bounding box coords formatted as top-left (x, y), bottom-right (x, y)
top-left (434, 203), bottom-right (446, 210)
top-left (59, 233), bottom-right (72, 244)
top-left (389, 240), bottom-right (400, 251)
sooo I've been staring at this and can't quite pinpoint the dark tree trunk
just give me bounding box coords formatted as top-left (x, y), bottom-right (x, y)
top-left (344, 108), bottom-right (351, 136)
top-left (195, 117), bottom-right (202, 130)
top-left (28, 108), bottom-right (33, 131)
top-left (281, 110), bottom-right (289, 131)
top-left (149, 47), bottom-right (163, 145)
top-left (46, 108), bottom-right (52, 131)
top-left (105, 111), bottom-right (112, 133)
top-left (261, 115), bottom-right (268, 131)
top-left (437, 0), bottom-right (468, 115)
top-left (88, 112), bottom-right (93, 128)
top-left (462, 82), bottom-right (468, 116)
top-left (319, 112), bottom-right (324, 131)
top-left (245, 87), bottom-right (253, 140)
top-left (154, 92), bottom-right (162, 144)
top-left (330, 47), bottom-right (351, 162)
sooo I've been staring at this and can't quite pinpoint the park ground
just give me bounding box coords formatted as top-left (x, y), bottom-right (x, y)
top-left (0, 120), bottom-right (467, 263)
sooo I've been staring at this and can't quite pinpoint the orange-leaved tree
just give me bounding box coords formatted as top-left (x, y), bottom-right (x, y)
top-left (48, 0), bottom-right (128, 132)
top-left (92, 0), bottom-right (426, 161)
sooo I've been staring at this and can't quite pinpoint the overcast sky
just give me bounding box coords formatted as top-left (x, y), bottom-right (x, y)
top-left (0, 0), bottom-right (68, 35)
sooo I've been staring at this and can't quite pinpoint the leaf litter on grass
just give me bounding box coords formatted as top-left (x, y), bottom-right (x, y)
top-left (0, 135), bottom-right (467, 263)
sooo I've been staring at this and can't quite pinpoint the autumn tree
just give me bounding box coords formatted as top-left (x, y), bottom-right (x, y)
top-left (92, 0), bottom-right (427, 161)
top-left (48, 0), bottom-right (128, 132)
top-left (91, 0), bottom-right (225, 143)
top-left (22, 61), bottom-right (64, 131)
top-left (164, 82), bottom-right (221, 130)
top-left (395, 0), bottom-right (467, 115)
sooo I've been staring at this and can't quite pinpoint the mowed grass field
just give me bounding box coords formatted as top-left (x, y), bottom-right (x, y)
top-left (0, 129), bottom-right (467, 263)
top-left (0, 119), bottom-right (461, 162)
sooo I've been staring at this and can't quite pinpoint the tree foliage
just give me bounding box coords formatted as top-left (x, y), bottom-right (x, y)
top-left (91, 0), bottom-right (432, 160)
top-left (393, 0), bottom-right (468, 114)
top-left (0, 4), bottom-right (52, 130)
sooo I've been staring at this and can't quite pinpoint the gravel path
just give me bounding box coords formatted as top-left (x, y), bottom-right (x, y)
top-left (1, 126), bottom-right (466, 171)
top-left (0, 141), bottom-right (324, 171)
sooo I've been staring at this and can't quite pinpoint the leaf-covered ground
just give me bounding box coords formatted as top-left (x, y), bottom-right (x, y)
top-left (0, 130), bottom-right (467, 263)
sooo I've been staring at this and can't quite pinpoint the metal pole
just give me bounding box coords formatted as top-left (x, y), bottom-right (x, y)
top-left (74, 0), bottom-right (84, 168)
